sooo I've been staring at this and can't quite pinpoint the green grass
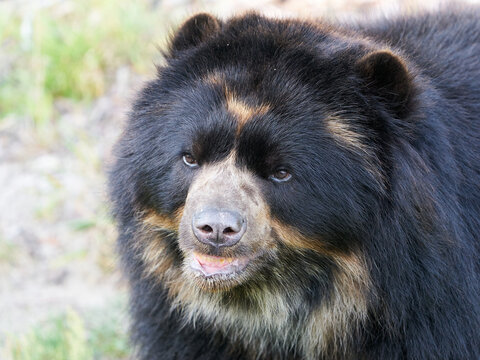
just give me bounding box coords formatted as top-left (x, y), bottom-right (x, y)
top-left (3, 300), bottom-right (130, 360)
top-left (0, 0), bottom-right (169, 126)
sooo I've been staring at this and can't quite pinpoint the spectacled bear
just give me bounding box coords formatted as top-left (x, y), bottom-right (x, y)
top-left (109, 6), bottom-right (480, 360)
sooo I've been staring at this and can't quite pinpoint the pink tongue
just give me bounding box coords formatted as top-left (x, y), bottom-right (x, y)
top-left (194, 254), bottom-right (234, 276)
top-left (200, 264), bottom-right (229, 274)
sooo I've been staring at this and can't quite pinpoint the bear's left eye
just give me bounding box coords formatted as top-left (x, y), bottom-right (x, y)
top-left (269, 169), bottom-right (292, 182)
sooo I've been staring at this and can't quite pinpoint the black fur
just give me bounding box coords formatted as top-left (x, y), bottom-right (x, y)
top-left (109, 6), bottom-right (480, 359)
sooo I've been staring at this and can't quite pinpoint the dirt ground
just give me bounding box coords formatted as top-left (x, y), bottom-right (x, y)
top-left (0, 0), bottom-right (476, 347)
top-left (0, 67), bottom-right (143, 336)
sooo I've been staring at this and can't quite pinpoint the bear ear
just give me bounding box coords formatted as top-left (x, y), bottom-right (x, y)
top-left (170, 13), bottom-right (221, 53)
top-left (355, 50), bottom-right (414, 118)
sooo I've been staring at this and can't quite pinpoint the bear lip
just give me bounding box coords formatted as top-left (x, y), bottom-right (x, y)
top-left (190, 252), bottom-right (250, 277)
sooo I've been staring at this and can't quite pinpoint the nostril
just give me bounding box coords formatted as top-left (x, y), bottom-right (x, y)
top-left (200, 225), bottom-right (213, 233)
top-left (223, 227), bottom-right (236, 235)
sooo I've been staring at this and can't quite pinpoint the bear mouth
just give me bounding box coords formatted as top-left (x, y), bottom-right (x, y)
top-left (189, 252), bottom-right (250, 278)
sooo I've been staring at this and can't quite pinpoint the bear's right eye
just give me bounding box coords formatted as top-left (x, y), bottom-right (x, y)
top-left (183, 153), bottom-right (199, 167)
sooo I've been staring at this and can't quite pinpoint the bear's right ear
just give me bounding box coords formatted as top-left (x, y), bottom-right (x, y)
top-left (170, 13), bottom-right (221, 53)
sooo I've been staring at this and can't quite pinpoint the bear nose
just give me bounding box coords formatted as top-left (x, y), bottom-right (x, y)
top-left (192, 209), bottom-right (246, 248)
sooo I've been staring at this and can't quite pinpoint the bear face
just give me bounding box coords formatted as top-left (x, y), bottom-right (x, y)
top-left (109, 10), bottom-right (480, 360)
top-left (116, 13), bottom-right (415, 292)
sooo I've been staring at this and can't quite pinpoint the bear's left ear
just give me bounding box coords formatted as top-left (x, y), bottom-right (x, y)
top-left (170, 13), bottom-right (221, 53)
top-left (355, 50), bottom-right (414, 118)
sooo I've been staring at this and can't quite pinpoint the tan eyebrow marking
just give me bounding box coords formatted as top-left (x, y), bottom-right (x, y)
top-left (225, 87), bottom-right (270, 134)
top-left (325, 115), bottom-right (367, 153)
top-left (203, 72), bottom-right (270, 134)
top-left (326, 114), bottom-right (386, 186)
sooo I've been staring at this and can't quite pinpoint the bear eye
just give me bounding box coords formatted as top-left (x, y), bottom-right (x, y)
top-left (183, 153), bottom-right (198, 167)
top-left (269, 169), bottom-right (292, 182)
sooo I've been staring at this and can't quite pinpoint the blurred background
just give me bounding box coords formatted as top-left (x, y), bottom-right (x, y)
top-left (0, 0), bottom-right (478, 359)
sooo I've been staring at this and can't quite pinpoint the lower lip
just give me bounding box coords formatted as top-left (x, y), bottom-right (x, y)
top-left (190, 252), bottom-right (250, 277)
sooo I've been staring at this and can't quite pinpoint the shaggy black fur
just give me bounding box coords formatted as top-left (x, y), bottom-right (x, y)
top-left (109, 6), bottom-right (480, 359)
